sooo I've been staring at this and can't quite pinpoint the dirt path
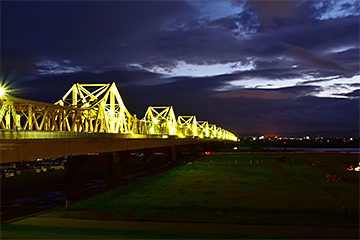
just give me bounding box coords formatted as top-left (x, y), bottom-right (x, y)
top-left (11, 215), bottom-right (359, 238)
top-left (300, 173), bottom-right (350, 202)
top-left (267, 162), bottom-right (351, 203)
top-left (266, 162), bottom-right (306, 194)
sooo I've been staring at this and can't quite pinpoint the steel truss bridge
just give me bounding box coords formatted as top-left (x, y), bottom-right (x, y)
top-left (0, 82), bottom-right (237, 163)
top-left (1, 82), bottom-right (237, 139)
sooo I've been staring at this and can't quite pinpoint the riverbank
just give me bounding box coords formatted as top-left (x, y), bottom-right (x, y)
top-left (53, 153), bottom-right (359, 227)
top-left (3, 151), bottom-right (359, 239)
top-left (6, 216), bottom-right (359, 239)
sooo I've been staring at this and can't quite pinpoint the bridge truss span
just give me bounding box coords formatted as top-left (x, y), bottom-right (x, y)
top-left (0, 82), bottom-right (237, 141)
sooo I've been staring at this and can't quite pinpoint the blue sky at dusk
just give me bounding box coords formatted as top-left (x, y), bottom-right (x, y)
top-left (1, 0), bottom-right (359, 136)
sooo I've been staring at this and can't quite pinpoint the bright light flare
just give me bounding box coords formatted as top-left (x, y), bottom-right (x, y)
top-left (0, 87), bottom-right (5, 96)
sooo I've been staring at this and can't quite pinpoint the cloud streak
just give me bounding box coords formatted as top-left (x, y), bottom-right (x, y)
top-left (283, 43), bottom-right (347, 72)
top-left (213, 89), bottom-right (298, 99)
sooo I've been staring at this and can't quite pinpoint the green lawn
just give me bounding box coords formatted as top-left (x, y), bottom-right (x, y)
top-left (1, 223), bottom-right (302, 239)
top-left (55, 153), bottom-right (359, 226)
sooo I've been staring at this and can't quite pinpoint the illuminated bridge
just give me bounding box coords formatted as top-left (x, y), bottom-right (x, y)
top-left (0, 83), bottom-right (237, 178)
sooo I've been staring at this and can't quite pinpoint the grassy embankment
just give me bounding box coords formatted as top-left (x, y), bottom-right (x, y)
top-left (1, 222), bottom-right (300, 239)
top-left (48, 153), bottom-right (359, 226)
top-left (3, 145), bottom-right (359, 239)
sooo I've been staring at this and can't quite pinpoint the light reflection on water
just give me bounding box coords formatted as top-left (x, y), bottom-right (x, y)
top-left (10, 197), bottom-right (42, 203)
top-left (82, 179), bottom-right (105, 186)
top-left (265, 147), bottom-right (359, 152)
top-left (35, 203), bottom-right (57, 209)
top-left (3, 179), bottom-right (107, 211)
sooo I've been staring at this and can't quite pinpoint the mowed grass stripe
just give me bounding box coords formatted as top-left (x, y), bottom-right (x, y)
top-left (59, 153), bottom-right (358, 226)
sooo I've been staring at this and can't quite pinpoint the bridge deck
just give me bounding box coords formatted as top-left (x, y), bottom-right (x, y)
top-left (0, 130), bottom-right (224, 163)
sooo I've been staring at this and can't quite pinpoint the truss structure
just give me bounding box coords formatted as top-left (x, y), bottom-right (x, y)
top-left (209, 124), bottom-right (217, 139)
top-left (0, 97), bottom-right (88, 132)
top-left (0, 82), bottom-right (238, 140)
top-left (142, 106), bottom-right (176, 135)
top-left (55, 83), bottom-right (135, 133)
top-left (196, 121), bottom-right (209, 138)
top-left (177, 116), bottom-right (197, 137)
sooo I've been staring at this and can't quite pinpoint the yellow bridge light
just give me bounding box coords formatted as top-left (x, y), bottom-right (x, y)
top-left (53, 82), bottom-right (135, 134)
top-left (0, 87), bottom-right (5, 96)
top-left (177, 116), bottom-right (197, 137)
top-left (0, 82), bottom-right (237, 140)
top-left (197, 121), bottom-right (209, 138)
top-left (143, 106), bottom-right (176, 135)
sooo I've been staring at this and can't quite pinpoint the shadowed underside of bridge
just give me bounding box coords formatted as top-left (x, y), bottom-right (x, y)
top-left (0, 131), bottom-right (230, 163)
top-left (0, 130), bottom-right (233, 179)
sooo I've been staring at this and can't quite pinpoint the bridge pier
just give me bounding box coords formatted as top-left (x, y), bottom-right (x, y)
top-left (109, 151), bottom-right (131, 179)
top-left (144, 146), bottom-right (178, 163)
top-left (207, 141), bottom-right (227, 152)
top-left (144, 148), bottom-right (154, 162)
top-left (65, 141), bottom-right (236, 180)
top-left (168, 146), bottom-right (177, 162)
top-left (66, 151), bottom-right (130, 180)
top-left (191, 143), bottom-right (199, 156)
top-left (66, 155), bottom-right (84, 179)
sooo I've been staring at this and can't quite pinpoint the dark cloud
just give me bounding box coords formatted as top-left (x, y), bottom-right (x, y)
top-left (207, 95), bottom-right (359, 134)
top-left (1, 59), bottom-right (38, 76)
top-left (212, 85), bottom-right (320, 99)
top-left (346, 89), bottom-right (360, 98)
top-left (1, 1), bottom-right (195, 67)
top-left (335, 89), bottom-right (360, 98)
top-left (1, 1), bottom-right (359, 136)
top-left (282, 43), bottom-right (346, 72)
top-left (2, 1), bottom-right (358, 75)
top-left (299, 77), bottom-right (339, 85)
top-left (246, 0), bottom-right (307, 30)
top-left (13, 69), bottom-right (171, 102)
top-left (213, 90), bottom-right (299, 99)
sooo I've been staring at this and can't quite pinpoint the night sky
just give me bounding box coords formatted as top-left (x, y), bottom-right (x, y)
top-left (1, 1), bottom-right (359, 137)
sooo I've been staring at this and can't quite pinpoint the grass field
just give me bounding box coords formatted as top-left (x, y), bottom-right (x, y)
top-left (1, 222), bottom-right (302, 239)
top-left (45, 152), bottom-right (359, 227)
